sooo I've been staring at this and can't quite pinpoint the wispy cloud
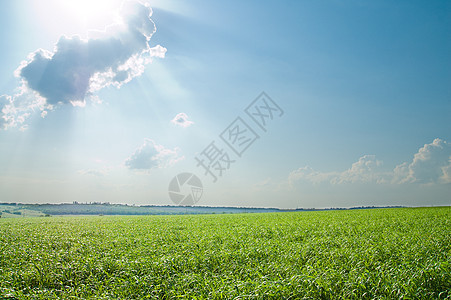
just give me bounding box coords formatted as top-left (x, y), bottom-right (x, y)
top-left (78, 168), bottom-right (110, 177)
top-left (289, 138), bottom-right (451, 186)
top-left (1, 0), bottom-right (165, 130)
top-left (171, 112), bottom-right (194, 128)
top-left (289, 155), bottom-right (386, 186)
top-left (125, 139), bottom-right (184, 171)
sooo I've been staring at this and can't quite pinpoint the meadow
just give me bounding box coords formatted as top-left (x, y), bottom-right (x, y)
top-left (0, 207), bottom-right (450, 299)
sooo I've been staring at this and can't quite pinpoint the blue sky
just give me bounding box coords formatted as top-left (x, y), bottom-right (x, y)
top-left (0, 0), bottom-right (450, 208)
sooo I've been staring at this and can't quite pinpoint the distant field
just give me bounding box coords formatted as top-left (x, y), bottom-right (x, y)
top-left (0, 207), bottom-right (449, 299)
top-left (0, 203), bottom-right (296, 216)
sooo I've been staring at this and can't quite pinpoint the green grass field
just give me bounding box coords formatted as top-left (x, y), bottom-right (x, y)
top-left (0, 207), bottom-right (450, 299)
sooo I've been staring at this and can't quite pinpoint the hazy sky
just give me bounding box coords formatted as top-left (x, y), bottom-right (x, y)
top-left (0, 0), bottom-right (450, 208)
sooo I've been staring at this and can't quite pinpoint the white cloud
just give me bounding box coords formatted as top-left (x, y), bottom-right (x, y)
top-left (149, 45), bottom-right (167, 58)
top-left (125, 139), bottom-right (184, 171)
top-left (289, 155), bottom-right (385, 186)
top-left (442, 164), bottom-right (451, 184)
top-left (0, 86), bottom-right (51, 130)
top-left (1, 0), bottom-right (165, 130)
top-left (171, 112), bottom-right (194, 128)
top-left (78, 169), bottom-right (109, 177)
top-left (392, 138), bottom-right (451, 184)
top-left (0, 96), bottom-right (8, 129)
top-left (253, 177), bottom-right (272, 188)
top-left (289, 138), bottom-right (451, 187)
top-left (392, 162), bottom-right (409, 184)
top-left (333, 155), bottom-right (385, 184)
top-left (288, 166), bottom-right (336, 186)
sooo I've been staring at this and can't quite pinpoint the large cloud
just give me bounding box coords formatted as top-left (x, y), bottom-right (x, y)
top-left (289, 138), bottom-right (451, 186)
top-left (125, 139), bottom-right (184, 171)
top-left (393, 138), bottom-right (451, 184)
top-left (1, 0), bottom-right (165, 130)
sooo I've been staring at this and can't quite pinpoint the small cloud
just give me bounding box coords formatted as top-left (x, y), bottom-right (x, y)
top-left (149, 45), bottom-right (167, 58)
top-left (0, 96), bottom-right (8, 129)
top-left (288, 166), bottom-right (337, 186)
top-left (442, 163), bottom-right (451, 184)
top-left (253, 177), bottom-right (272, 189)
top-left (70, 100), bottom-right (86, 108)
top-left (171, 112), bottom-right (194, 128)
top-left (125, 139), bottom-right (184, 171)
top-left (78, 169), bottom-right (109, 177)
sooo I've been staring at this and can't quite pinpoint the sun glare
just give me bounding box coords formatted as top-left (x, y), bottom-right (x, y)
top-left (52, 0), bottom-right (124, 31)
top-left (59, 0), bottom-right (115, 19)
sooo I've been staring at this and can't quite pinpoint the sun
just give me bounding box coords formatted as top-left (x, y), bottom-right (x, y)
top-left (31, 0), bottom-right (153, 37)
top-left (59, 0), bottom-right (120, 21)
top-left (54, 0), bottom-right (124, 30)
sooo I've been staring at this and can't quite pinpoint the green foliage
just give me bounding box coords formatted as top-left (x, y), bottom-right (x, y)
top-left (0, 207), bottom-right (450, 299)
